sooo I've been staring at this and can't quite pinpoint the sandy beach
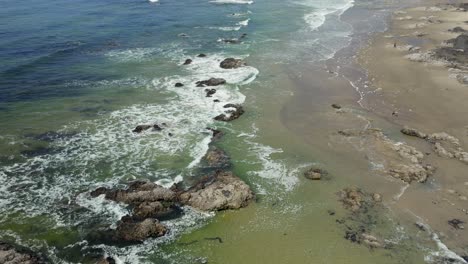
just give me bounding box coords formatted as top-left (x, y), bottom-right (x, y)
top-left (358, 1), bottom-right (468, 255)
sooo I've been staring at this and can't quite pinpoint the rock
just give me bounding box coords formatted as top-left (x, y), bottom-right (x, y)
top-left (206, 128), bottom-right (224, 141)
top-left (196, 78), bottom-right (226, 87)
top-left (372, 193), bottom-right (382, 202)
top-left (415, 222), bottom-right (426, 231)
top-left (0, 242), bottom-right (46, 264)
top-left (180, 171), bottom-right (254, 211)
top-left (339, 187), bottom-right (364, 212)
top-left (183, 59), bottom-right (192, 65)
top-left (220, 38), bottom-right (242, 44)
top-left (205, 88), bottom-right (216, 97)
top-left (213, 99), bottom-right (220, 103)
top-left (304, 167), bottom-right (326, 180)
top-left (449, 27), bottom-right (466, 33)
top-left (339, 187), bottom-right (382, 212)
top-left (448, 219), bottom-right (465, 230)
top-left (203, 146), bottom-right (230, 168)
top-left (220, 58), bottom-right (246, 69)
top-left (214, 104), bottom-right (245, 122)
top-left (361, 233), bottom-right (383, 248)
top-left (132, 201), bottom-right (181, 221)
top-left (197, 54), bottom-right (207, 58)
top-left (132, 125), bottom-right (152, 133)
top-left (114, 216), bottom-right (167, 242)
top-left (400, 126), bottom-right (427, 139)
top-left (331, 104), bottom-right (342, 109)
top-left (388, 164), bottom-right (434, 183)
top-left (344, 231), bottom-right (360, 243)
top-left (90, 180), bottom-right (176, 205)
top-left (178, 33), bottom-right (189, 38)
top-left (153, 124), bottom-right (163, 131)
top-left (175, 82), bottom-right (184, 87)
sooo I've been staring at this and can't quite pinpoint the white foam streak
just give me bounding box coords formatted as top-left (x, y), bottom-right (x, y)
top-left (210, 0), bottom-right (253, 4)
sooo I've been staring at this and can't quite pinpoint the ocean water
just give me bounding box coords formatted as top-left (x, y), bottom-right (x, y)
top-left (0, 0), bottom-right (435, 263)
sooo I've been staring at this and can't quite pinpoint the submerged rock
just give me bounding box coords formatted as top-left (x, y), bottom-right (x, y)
top-left (220, 38), bottom-right (242, 44)
top-left (203, 146), bottom-right (230, 169)
top-left (175, 82), bottom-right (184, 87)
top-left (206, 128), bottom-right (224, 141)
top-left (196, 78), bottom-right (226, 87)
top-left (197, 54), bottom-right (207, 58)
top-left (448, 219), bottom-right (465, 230)
top-left (132, 125), bottom-right (152, 133)
top-left (214, 104), bottom-right (245, 122)
top-left (180, 171), bottom-right (254, 211)
top-left (331, 104), bottom-right (342, 109)
top-left (183, 59), bottom-right (192, 65)
top-left (114, 216), bottom-right (167, 242)
top-left (220, 58), bottom-right (246, 69)
top-left (0, 242), bottom-right (46, 264)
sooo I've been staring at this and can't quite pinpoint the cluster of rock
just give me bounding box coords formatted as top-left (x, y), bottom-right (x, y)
top-left (214, 104), bottom-right (245, 122)
top-left (0, 242), bottom-right (46, 264)
top-left (338, 128), bottom-right (435, 183)
top-left (90, 169), bottom-right (253, 243)
top-left (401, 126), bottom-right (468, 164)
top-left (337, 187), bottom-right (386, 249)
top-left (338, 187), bottom-right (382, 212)
top-left (434, 33), bottom-right (468, 66)
top-left (132, 123), bottom-right (164, 133)
top-left (175, 55), bottom-right (249, 122)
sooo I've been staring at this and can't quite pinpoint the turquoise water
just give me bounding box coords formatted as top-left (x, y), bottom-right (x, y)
top-left (0, 0), bottom-right (415, 263)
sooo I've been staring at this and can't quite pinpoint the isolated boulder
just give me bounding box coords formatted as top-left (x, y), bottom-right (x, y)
top-left (220, 58), bottom-right (246, 69)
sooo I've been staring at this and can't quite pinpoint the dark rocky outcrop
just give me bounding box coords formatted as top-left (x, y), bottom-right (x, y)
top-left (449, 27), bottom-right (466, 33)
top-left (214, 104), bottom-right (245, 122)
top-left (113, 216), bottom-right (167, 242)
top-left (197, 54), bottom-right (207, 58)
top-left (434, 33), bottom-right (468, 64)
top-left (132, 124), bottom-right (163, 133)
top-left (183, 59), bottom-right (193, 65)
top-left (175, 82), bottom-right (184, 87)
top-left (132, 125), bottom-right (152, 133)
top-left (0, 242), bottom-right (47, 264)
top-left (220, 58), bottom-right (246, 69)
top-left (206, 128), bottom-right (224, 141)
top-left (331, 104), bottom-right (342, 109)
top-left (205, 88), bottom-right (216, 97)
top-left (448, 219), bottom-right (465, 230)
top-left (196, 78), bottom-right (226, 87)
top-left (179, 171), bottom-right (254, 211)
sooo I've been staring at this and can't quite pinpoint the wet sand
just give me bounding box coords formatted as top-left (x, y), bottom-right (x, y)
top-left (284, 0), bottom-right (468, 259)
